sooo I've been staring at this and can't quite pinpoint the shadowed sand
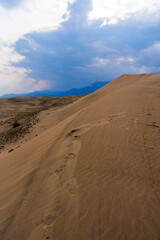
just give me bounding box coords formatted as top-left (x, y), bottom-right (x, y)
top-left (0, 73), bottom-right (160, 239)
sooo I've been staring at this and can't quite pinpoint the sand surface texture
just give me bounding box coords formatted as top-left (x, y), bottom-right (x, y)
top-left (0, 73), bottom-right (160, 240)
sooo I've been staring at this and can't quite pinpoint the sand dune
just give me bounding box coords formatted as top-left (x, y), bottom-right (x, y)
top-left (0, 73), bottom-right (160, 239)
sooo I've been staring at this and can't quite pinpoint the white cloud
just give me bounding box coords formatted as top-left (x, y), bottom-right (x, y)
top-left (90, 57), bottom-right (111, 67)
top-left (0, 0), bottom-right (75, 95)
top-left (0, 44), bottom-right (29, 93)
top-left (0, 44), bottom-right (51, 95)
top-left (0, 0), bottom-right (75, 44)
top-left (0, 44), bottom-right (49, 95)
top-left (140, 42), bottom-right (160, 56)
top-left (89, 0), bottom-right (160, 26)
top-left (85, 42), bottom-right (160, 79)
top-left (88, 56), bottom-right (135, 68)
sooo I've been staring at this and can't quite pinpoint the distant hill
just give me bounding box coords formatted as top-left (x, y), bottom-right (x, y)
top-left (1, 81), bottom-right (109, 98)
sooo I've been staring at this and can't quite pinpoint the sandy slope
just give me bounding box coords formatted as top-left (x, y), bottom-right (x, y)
top-left (0, 73), bottom-right (160, 240)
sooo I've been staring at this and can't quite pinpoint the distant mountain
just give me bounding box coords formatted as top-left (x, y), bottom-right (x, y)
top-left (0, 81), bottom-right (109, 98)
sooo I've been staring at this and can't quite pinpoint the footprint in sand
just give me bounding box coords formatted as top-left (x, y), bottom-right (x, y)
top-left (74, 135), bottom-right (80, 139)
top-left (54, 165), bottom-right (66, 175)
top-left (108, 115), bottom-right (118, 121)
top-left (66, 182), bottom-right (77, 195)
top-left (42, 205), bottom-right (63, 239)
top-left (43, 205), bottom-right (63, 225)
top-left (65, 128), bottom-right (81, 138)
top-left (65, 152), bottom-right (76, 160)
top-left (147, 121), bottom-right (159, 128)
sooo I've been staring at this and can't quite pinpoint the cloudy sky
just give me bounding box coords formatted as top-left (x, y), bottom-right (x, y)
top-left (0, 0), bottom-right (160, 95)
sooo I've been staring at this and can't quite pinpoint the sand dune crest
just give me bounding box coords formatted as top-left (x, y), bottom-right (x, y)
top-left (0, 73), bottom-right (160, 239)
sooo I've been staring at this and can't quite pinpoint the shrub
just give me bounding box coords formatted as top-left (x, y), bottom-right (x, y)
top-left (8, 149), bottom-right (14, 153)
top-left (12, 121), bottom-right (20, 128)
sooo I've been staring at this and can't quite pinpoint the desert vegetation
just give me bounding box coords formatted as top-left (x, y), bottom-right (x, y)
top-left (0, 95), bottom-right (85, 151)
